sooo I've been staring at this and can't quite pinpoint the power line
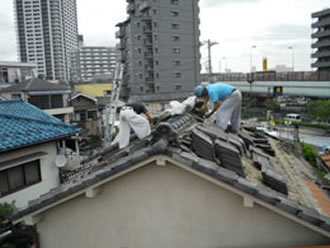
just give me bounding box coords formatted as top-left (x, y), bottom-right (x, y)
top-left (202, 39), bottom-right (218, 83)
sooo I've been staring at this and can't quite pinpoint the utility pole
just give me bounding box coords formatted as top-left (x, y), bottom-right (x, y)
top-left (203, 39), bottom-right (218, 83)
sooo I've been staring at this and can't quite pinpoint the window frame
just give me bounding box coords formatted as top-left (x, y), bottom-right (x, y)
top-left (0, 160), bottom-right (41, 198)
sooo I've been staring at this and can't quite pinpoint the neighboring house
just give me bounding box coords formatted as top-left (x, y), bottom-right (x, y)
top-left (0, 61), bottom-right (37, 84)
top-left (0, 78), bottom-right (73, 123)
top-left (71, 83), bottom-right (114, 136)
top-left (70, 92), bottom-right (109, 136)
top-left (0, 100), bottom-right (80, 209)
top-left (10, 113), bottom-right (330, 247)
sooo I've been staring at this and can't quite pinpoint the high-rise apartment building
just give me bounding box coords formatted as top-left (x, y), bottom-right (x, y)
top-left (71, 46), bottom-right (117, 81)
top-left (116, 0), bottom-right (201, 101)
top-left (14, 0), bottom-right (79, 80)
top-left (311, 8), bottom-right (330, 71)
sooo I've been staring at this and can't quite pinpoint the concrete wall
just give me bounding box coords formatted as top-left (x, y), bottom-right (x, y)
top-left (0, 142), bottom-right (60, 209)
top-left (36, 162), bottom-right (329, 248)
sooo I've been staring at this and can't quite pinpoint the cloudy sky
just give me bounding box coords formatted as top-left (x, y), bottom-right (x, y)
top-left (0, 0), bottom-right (329, 72)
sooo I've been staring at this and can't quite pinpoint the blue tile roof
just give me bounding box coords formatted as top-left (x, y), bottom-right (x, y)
top-left (0, 100), bottom-right (80, 152)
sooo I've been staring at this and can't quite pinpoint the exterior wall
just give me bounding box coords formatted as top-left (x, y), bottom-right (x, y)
top-left (71, 46), bottom-right (117, 81)
top-left (0, 142), bottom-right (60, 209)
top-left (118, 0), bottom-right (201, 101)
top-left (36, 162), bottom-right (329, 248)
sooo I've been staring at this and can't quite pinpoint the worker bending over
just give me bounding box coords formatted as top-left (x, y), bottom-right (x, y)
top-left (113, 102), bottom-right (152, 149)
top-left (194, 82), bottom-right (242, 133)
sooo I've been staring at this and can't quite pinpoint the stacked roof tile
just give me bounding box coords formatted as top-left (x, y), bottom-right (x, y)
top-left (9, 111), bottom-right (330, 237)
top-left (0, 100), bottom-right (80, 152)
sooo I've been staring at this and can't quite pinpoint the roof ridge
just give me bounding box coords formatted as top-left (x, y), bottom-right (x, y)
top-left (24, 78), bottom-right (33, 90)
top-left (0, 112), bottom-right (75, 129)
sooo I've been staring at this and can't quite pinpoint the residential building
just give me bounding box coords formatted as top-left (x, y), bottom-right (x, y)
top-left (0, 61), bottom-right (37, 85)
top-left (10, 114), bottom-right (330, 247)
top-left (71, 46), bottom-right (117, 81)
top-left (116, 0), bottom-right (201, 102)
top-left (0, 78), bottom-right (73, 123)
top-left (312, 8), bottom-right (330, 71)
top-left (14, 0), bottom-right (79, 80)
top-left (0, 100), bottom-right (79, 209)
top-left (71, 83), bottom-right (112, 136)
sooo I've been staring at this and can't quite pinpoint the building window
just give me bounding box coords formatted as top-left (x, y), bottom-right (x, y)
top-left (153, 9), bottom-right (157, 15)
top-left (171, 23), bottom-right (180, 30)
top-left (153, 22), bottom-right (157, 28)
top-left (175, 85), bottom-right (182, 90)
top-left (29, 95), bottom-right (63, 109)
top-left (173, 48), bottom-right (181, 54)
top-left (173, 60), bottom-right (181, 66)
top-left (171, 0), bottom-right (178, 5)
top-left (0, 160), bottom-right (41, 197)
top-left (172, 35), bottom-right (180, 41)
top-left (170, 11), bottom-right (179, 17)
top-left (175, 72), bottom-right (181, 78)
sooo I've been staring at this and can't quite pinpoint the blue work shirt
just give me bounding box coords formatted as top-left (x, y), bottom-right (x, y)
top-left (206, 83), bottom-right (234, 103)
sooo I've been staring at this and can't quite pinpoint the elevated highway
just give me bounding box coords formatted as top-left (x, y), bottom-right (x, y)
top-left (202, 71), bottom-right (330, 98)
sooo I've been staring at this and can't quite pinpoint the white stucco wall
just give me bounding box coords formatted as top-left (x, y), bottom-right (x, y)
top-left (0, 142), bottom-right (60, 209)
top-left (36, 162), bottom-right (329, 248)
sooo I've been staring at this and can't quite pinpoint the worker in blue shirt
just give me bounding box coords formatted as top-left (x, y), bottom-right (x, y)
top-left (194, 82), bottom-right (242, 133)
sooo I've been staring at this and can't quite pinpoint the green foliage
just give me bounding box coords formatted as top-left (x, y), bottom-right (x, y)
top-left (301, 143), bottom-right (318, 168)
top-left (264, 99), bottom-right (280, 112)
top-left (87, 135), bottom-right (101, 144)
top-left (0, 202), bottom-right (15, 221)
top-left (307, 99), bottom-right (330, 122)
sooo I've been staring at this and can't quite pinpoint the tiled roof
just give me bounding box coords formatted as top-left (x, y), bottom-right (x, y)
top-left (0, 100), bottom-right (80, 152)
top-left (0, 78), bottom-right (70, 92)
top-left (306, 180), bottom-right (330, 217)
top-left (76, 83), bottom-right (112, 97)
top-left (10, 111), bottom-right (330, 237)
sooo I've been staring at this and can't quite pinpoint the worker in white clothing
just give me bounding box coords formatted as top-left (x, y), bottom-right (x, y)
top-left (112, 102), bottom-right (152, 149)
top-left (194, 82), bottom-right (242, 133)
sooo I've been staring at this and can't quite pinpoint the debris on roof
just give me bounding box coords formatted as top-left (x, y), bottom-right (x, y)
top-left (9, 104), bottom-right (330, 237)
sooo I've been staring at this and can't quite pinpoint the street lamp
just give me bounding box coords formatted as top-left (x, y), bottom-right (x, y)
top-left (250, 45), bottom-right (256, 72)
top-left (288, 46), bottom-right (295, 71)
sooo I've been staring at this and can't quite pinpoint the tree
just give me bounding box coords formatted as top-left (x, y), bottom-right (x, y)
top-left (307, 99), bottom-right (330, 122)
top-left (264, 98), bottom-right (280, 112)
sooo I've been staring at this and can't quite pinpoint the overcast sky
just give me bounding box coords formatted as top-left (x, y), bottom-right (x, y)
top-left (0, 0), bottom-right (329, 73)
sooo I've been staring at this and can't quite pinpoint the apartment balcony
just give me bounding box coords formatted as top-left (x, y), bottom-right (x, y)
top-left (127, 4), bottom-right (135, 14)
top-left (143, 26), bottom-right (152, 33)
top-left (311, 60), bottom-right (330, 68)
top-left (144, 52), bottom-right (153, 57)
top-left (312, 29), bottom-right (330, 38)
top-left (145, 77), bottom-right (154, 82)
top-left (145, 65), bottom-right (154, 71)
top-left (143, 38), bottom-right (153, 45)
top-left (311, 51), bottom-right (330, 58)
top-left (312, 8), bottom-right (330, 18)
top-left (115, 30), bottom-right (124, 39)
top-left (312, 18), bottom-right (330, 28)
top-left (311, 40), bottom-right (330, 48)
top-left (139, 1), bottom-right (151, 12)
